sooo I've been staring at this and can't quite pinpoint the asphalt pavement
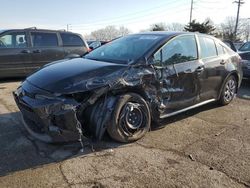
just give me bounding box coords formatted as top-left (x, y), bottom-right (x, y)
top-left (0, 79), bottom-right (250, 187)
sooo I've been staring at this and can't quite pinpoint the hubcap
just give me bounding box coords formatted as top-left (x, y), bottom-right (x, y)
top-left (119, 102), bottom-right (146, 136)
top-left (125, 103), bottom-right (143, 129)
top-left (224, 79), bottom-right (236, 102)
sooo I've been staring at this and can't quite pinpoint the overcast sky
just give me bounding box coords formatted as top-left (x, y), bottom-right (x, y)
top-left (0, 0), bottom-right (249, 35)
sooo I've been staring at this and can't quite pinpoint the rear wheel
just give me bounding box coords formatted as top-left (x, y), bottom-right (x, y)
top-left (107, 93), bottom-right (151, 143)
top-left (219, 76), bottom-right (237, 105)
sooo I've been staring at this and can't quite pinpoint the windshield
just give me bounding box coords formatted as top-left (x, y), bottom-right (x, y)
top-left (239, 42), bottom-right (250, 52)
top-left (84, 34), bottom-right (162, 64)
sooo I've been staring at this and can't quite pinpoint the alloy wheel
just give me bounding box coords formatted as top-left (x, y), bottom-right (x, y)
top-left (224, 78), bottom-right (236, 102)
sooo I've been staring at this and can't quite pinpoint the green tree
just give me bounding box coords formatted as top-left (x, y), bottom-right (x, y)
top-left (184, 20), bottom-right (216, 34)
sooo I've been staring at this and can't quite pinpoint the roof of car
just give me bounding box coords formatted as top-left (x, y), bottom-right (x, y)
top-left (0, 29), bottom-right (7, 33)
top-left (0, 28), bottom-right (74, 33)
top-left (133, 31), bottom-right (209, 38)
top-left (138, 31), bottom-right (186, 35)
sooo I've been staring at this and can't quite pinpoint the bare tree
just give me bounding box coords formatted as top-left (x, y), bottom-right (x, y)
top-left (240, 18), bottom-right (250, 41)
top-left (165, 23), bottom-right (184, 31)
top-left (219, 17), bottom-right (250, 41)
top-left (90, 25), bottom-right (131, 41)
top-left (118, 26), bottom-right (130, 36)
top-left (220, 17), bottom-right (236, 41)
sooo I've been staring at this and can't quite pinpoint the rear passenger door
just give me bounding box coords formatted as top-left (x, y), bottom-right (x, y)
top-left (153, 34), bottom-right (203, 113)
top-left (198, 36), bottom-right (227, 101)
top-left (60, 33), bottom-right (88, 56)
top-left (26, 31), bottom-right (65, 74)
top-left (0, 31), bottom-right (31, 78)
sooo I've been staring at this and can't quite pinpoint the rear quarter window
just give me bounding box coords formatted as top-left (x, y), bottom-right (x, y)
top-left (61, 33), bottom-right (84, 46)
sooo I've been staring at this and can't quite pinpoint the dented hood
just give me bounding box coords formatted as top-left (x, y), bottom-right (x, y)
top-left (27, 58), bottom-right (128, 94)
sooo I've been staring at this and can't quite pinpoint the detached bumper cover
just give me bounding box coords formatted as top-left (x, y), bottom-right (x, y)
top-left (13, 83), bottom-right (81, 143)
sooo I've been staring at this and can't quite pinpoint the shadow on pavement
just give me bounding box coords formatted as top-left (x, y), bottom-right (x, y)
top-left (0, 111), bottom-right (124, 177)
top-left (237, 78), bottom-right (250, 100)
top-left (0, 77), bottom-right (25, 84)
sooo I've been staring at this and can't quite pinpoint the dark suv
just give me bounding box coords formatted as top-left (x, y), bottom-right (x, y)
top-left (14, 32), bottom-right (242, 143)
top-left (0, 28), bottom-right (89, 78)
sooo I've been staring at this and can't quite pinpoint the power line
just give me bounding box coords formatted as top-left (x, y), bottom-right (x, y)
top-left (71, 0), bottom-right (189, 27)
top-left (71, 7), bottom-right (190, 31)
top-left (66, 24), bottom-right (71, 31)
top-left (194, 3), bottom-right (231, 10)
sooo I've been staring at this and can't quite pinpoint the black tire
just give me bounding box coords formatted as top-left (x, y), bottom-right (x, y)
top-left (219, 76), bottom-right (237, 105)
top-left (107, 93), bottom-right (151, 143)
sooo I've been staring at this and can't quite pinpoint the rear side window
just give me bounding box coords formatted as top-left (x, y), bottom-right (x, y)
top-left (61, 33), bottom-right (84, 46)
top-left (198, 36), bottom-right (217, 58)
top-left (31, 32), bottom-right (58, 47)
top-left (216, 43), bottom-right (225, 55)
top-left (0, 32), bottom-right (27, 48)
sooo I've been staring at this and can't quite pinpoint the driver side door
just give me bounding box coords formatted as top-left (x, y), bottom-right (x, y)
top-left (152, 34), bottom-right (203, 115)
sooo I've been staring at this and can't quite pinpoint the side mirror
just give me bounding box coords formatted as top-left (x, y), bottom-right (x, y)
top-left (147, 56), bottom-right (155, 65)
top-left (89, 46), bottom-right (94, 50)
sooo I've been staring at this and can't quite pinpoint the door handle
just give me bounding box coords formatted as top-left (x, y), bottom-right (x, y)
top-left (184, 69), bottom-right (192, 73)
top-left (20, 49), bottom-right (30, 54)
top-left (196, 66), bottom-right (204, 73)
top-left (33, 49), bottom-right (41, 53)
top-left (220, 59), bottom-right (226, 65)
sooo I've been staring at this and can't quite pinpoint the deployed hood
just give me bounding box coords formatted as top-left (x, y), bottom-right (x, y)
top-left (27, 58), bottom-right (128, 94)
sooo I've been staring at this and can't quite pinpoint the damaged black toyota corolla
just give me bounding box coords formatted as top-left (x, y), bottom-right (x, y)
top-left (14, 32), bottom-right (243, 143)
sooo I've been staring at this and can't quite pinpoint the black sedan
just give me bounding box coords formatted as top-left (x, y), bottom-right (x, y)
top-left (14, 32), bottom-right (242, 143)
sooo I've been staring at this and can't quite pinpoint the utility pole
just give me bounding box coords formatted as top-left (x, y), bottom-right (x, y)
top-left (189, 0), bottom-right (194, 23)
top-left (67, 24), bottom-right (71, 31)
top-left (233, 0), bottom-right (244, 37)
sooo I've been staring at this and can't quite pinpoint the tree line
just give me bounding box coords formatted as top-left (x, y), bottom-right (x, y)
top-left (84, 17), bottom-right (250, 42)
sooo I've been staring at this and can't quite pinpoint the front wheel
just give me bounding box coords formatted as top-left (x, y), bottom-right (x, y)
top-left (219, 76), bottom-right (237, 105)
top-left (107, 93), bottom-right (151, 143)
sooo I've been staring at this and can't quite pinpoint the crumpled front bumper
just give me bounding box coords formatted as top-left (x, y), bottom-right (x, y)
top-left (13, 83), bottom-right (82, 143)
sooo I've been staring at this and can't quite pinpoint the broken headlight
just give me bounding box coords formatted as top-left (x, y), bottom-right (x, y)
top-left (64, 92), bottom-right (92, 103)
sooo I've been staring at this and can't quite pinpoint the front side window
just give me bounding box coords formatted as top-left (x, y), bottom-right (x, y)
top-left (0, 32), bottom-right (27, 48)
top-left (153, 35), bottom-right (198, 66)
top-left (31, 32), bottom-right (58, 47)
top-left (198, 36), bottom-right (217, 58)
top-left (61, 33), bottom-right (84, 46)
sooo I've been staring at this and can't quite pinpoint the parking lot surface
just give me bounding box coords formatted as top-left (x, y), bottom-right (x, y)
top-left (0, 79), bottom-right (250, 188)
